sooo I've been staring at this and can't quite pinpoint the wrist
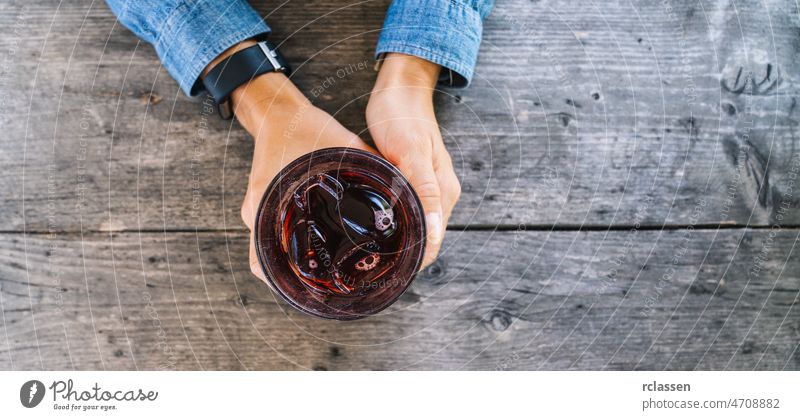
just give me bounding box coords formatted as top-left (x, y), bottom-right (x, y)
top-left (203, 39), bottom-right (306, 130)
top-left (230, 72), bottom-right (310, 139)
top-left (373, 53), bottom-right (440, 97)
top-left (231, 72), bottom-right (309, 117)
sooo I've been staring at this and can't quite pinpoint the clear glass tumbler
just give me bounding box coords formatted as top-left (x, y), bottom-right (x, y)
top-left (254, 147), bottom-right (426, 320)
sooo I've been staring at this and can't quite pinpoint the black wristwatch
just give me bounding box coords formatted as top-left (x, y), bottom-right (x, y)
top-left (202, 40), bottom-right (290, 119)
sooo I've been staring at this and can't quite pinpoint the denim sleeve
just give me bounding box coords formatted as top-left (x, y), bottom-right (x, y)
top-left (376, 0), bottom-right (495, 88)
top-left (105, 0), bottom-right (270, 97)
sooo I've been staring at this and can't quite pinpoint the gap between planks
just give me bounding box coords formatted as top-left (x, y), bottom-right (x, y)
top-left (1, 225), bottom-right (800, 235)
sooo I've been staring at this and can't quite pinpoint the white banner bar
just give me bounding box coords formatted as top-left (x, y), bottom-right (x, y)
top-left (1, 371), bottom-right (797, 419)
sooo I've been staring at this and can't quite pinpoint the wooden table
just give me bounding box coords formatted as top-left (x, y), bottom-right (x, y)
top-left (1, 0), bottom-right (798, 370)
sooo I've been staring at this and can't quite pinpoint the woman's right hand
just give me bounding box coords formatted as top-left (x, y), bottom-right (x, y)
top-left (231, 72), bottom-right (377, 282)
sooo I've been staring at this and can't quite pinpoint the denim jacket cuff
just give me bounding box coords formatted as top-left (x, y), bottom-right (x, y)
top-left (154, 0), bottom-right (270, 97)
top-left (375, 0), bottom-right (485, 88)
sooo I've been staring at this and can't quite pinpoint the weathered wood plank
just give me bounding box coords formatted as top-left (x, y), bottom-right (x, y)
top-left (1, 229), bottom-right (797, 370)
top-left (2, 0), bottom-right (799, 372)
top-left (1, 0), bottom-right (799, 231)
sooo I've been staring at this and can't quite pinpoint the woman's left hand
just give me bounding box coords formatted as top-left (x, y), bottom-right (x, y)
top-left (366, 53), bottom-right (461, 270)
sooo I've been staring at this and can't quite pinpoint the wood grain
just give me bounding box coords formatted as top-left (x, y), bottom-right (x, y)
top-left (1, 0), bottom-right (798, 231)
top-left (1, 229), bottom-right (797, 370)
top-left (1, 0), bottom-right (799, 371)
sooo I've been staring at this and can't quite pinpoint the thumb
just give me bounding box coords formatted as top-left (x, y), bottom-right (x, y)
top-left (392, 157), bottom-right (444, 269)
top-left (249, 229), bottom-right (268, 282)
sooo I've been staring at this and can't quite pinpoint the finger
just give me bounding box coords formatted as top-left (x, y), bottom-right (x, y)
top-left (248, 229), bottom-right (268, 283)
top-left (432, 145), bottom-right (461, 223)
top-left (344, 135), bottom-right (379, 156)
top-left (241, 191), bottom-right (255, 230)
top-left (391, 157), bottom-right (444, 270)
top-left (436, 166), bottom-right (461, 226)
top-left (317, 113), bottom-right (379, 155)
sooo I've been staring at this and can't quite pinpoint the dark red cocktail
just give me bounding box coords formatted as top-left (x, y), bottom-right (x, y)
top-left (254, 147), bottom-right (426, 320)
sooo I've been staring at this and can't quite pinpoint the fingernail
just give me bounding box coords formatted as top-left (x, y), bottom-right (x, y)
top-left (425, 212), bottom-right (443, 245)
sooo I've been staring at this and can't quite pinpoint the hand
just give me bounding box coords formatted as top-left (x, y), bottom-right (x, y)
top-left (366, 53), bottom-right (461, 270)
top-left (233, 73), bottom-right (377, 281)
top-left (204, 40), bottom-right (377, 281)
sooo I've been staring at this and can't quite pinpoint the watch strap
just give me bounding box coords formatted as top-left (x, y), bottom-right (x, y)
top-left (202, 41), bottom-right (290, 119)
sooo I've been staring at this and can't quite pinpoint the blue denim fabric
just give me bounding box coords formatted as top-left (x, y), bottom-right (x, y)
top-left (105, 0), bottom-right (270, 96)
top-left (105, 0), bottom-right (494, 96)
top-left (376, 0), bottom-right (494, 87)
